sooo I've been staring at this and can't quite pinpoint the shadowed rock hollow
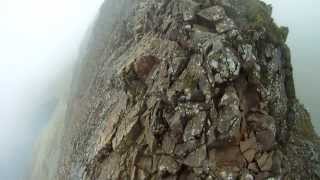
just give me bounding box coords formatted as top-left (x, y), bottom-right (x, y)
top-left (31, 0), bottom-right (320, 179)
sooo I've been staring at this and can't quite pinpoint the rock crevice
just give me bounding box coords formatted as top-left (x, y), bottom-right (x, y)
top-left (31, 0), bottom-right (320, 179)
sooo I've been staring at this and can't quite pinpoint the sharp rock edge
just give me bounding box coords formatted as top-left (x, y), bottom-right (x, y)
top-left (31, 0), bottom-right (320, 179)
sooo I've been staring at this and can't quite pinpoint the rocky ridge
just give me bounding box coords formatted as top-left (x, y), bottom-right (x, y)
top-left (31, 0), bottom-right (320, 179)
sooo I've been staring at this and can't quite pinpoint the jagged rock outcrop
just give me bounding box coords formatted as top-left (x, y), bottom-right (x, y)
top-left (31, 0), bottom-right (320, 179)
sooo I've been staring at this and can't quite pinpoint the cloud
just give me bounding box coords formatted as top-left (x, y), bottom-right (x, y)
top-left (0, 0), bottom-right (104, 179)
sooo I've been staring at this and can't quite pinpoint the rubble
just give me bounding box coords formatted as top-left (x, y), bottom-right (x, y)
top-left (32, 0), bottom-right (320, 179)
top-left (197, 6), bottom-right (227, 23)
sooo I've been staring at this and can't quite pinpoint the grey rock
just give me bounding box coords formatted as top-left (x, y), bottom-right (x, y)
top-left (183, 145), bottom-right (207, 167)
top-left (206, 126), bottom-right (217, 149)
top-left (183, 111), bottom-right (207, 142)
top-left (192, 31), bottom-right (222, 52)
top-left (162, 132), bottom-right (179, 154)
top-left (31, 0), bottom-right (320, 179)
top-left (197, 6), bottom-right (227, 23)
top-left (174, 139), bottom-right (200, 158)
top-left (239, 44), bottom-right (256, 63)
top-left (168, 111), bottom-right (186, 136)
top-left (208, 48), bottom-right (240, 83)
top-left (216, 86), bottom-right (241, 141)
top-left (159, 156), bottom-right (180, 176)
top-left (219, 170), bottom-right (238, 180)
top-left (182, 0), bottom-right (201, 22)
top-left (112, 106), bottom-right (142, 152)
top-left (216, 18), bottom-right (236, 33)
top-left (247, 113), bottom-right (276, 151)
top-left (240, 136), bottom-right (258, 162)
top-left (257, 152), bottom-right (273, 172)
top-left (239, 171), bottom-right (254, 180)
top-left (265, 44), bottom-right (274, 59)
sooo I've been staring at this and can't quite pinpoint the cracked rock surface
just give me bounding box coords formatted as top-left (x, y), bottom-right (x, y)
top-left (31, 0), bottom-right (320, 179)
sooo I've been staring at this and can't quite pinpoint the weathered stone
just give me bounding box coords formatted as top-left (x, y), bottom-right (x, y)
top-left (240, 135), bottom-right (258, 162)
top-left (31, 0), bottom-right (320, 179)
top-left (97, 153), bottom-right (122, 179)
top-left (171, 54), bottom-right (204, 93)
top-left (240, 136), bottom-right (257, 153)
top-left (255, 130), bottom-right (275, 151)
top-left (182, 0), bottom-right (201, 22)
top-left (255, 172), bottom-right (271, 180)
top-left (248, 162), bottom-right (259, 173)
top-left (192, 24), bottom-right (210, 33)
top-left (215, 145), bottom-right (245, 168)
top-left (162, 175), bottom-right (178, 180)
top-left (197, 6), bottom-right (227, 23)
top-left (168, 112), bottom-right (186, 136)
top-left (168, 56), bottom-right (190, 83)
top-left (134, 168), bottom-right (149, 180)
top-left (238, 44), bottom-right (256, 64)
top-left (178, 171), bottom-right (201, 180)
top-left (216, 86), bottom-right (241, 142)
top-left (191, 31), bottom-right (221, 52)
top-left (136, 156), bottom-right (153, 174)
top-left (112, 113), bottom-right (142, 152)
top-left (257, 152), bottom-right (273, 172)
top-left (247, 113), bottom-right (276, 151)
top-left (134, 55), bottom-right (160, 80)
top-left (162, 132), bottom-right (178, 154)
top-left (208, 149), bottom-right (217, 169)
top-left (243, 149), bottom-right (256, 163)
top-left (218, 169), bottom-right (238, 180)
top-left (190, 89), bottom-right (206, 102)
top-left (208, 48), bottom-right (240, 83)
top-left (216, 18), bottom-right (236, 33)
top-left (183, 145), bottom-right (207, 167)
top-left (239, 170), bottom-right (254, 180)
top-left (174, 140), bottom-right (200, 158)
top-left (206, 126), bottom-right (217, 149)
top-left (97, 95), bottom-right (127, 148)
top-left (265, 44), bottom-right (274, 59)
top-left (159, 156), bottom-right (180, 176)
top-left (183, 111), bottom-right (207, 142)
top-left (150, 101), bottom-right (168, 137)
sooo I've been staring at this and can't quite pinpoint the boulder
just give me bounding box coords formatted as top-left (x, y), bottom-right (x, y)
top-left (197, 6), bottom-right (227, 23)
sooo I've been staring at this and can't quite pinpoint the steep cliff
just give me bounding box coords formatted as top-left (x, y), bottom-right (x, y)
top-left (31, 0), bottom-right (320, 179)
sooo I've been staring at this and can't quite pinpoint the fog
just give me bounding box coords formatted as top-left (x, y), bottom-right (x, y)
top-left (0, 0), bottom-right (319, 179)
top-left (263, 0), bottom-right (320, 133)
top-left (0, 0), bottom-right (103, 179)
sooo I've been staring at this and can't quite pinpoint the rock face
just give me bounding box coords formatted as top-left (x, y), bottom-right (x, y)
top-left (31, 0), bottom-right (320, 179)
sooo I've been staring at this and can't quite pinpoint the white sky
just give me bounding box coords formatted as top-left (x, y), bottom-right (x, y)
top-left (0, 0), bottom-right (104, 179)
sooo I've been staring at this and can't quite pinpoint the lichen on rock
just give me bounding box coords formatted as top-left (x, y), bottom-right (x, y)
top-left (31, 0), bottom-right (320, 179)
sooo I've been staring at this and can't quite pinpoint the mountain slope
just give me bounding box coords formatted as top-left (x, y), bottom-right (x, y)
top-left (31, 0), bottom-right (320, 179)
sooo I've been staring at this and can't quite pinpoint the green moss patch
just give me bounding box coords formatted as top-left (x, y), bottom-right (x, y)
top-left (241, 0), bottom-right (288, 44)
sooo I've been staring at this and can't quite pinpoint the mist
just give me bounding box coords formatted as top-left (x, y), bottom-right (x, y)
top-left (263, 0), bottom-right (320, 133)
top-left (0, 0), bottom-right (103, 179)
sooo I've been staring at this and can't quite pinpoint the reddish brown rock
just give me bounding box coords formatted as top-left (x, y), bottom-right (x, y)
top-left (247, 113), bottom-right (276, 151)
top-left (215, 145), bottom-right (246, 169)
top-left (30, 0), bottom-right (320, 179)
top-left (134, 55), bottom-right (160, 80)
